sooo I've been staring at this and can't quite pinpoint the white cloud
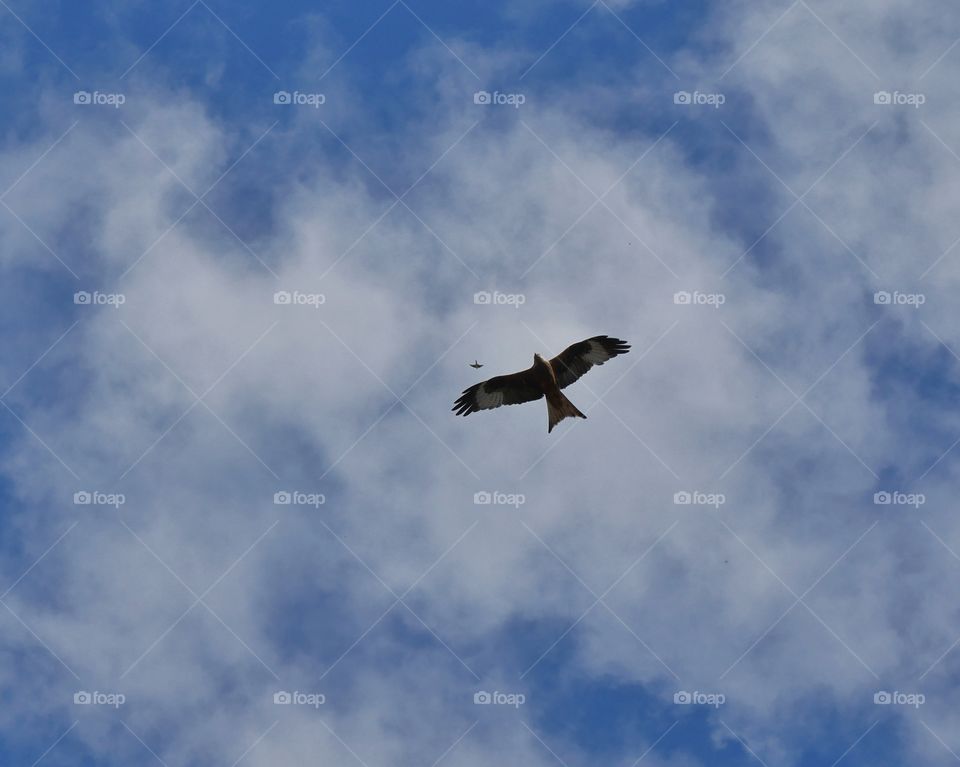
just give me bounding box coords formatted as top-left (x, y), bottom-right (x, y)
top-left (4, 2), bottom-right (960, 763)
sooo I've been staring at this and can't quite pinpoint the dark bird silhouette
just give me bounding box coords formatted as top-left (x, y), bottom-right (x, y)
top-left (470, 360), bottom-right (483, 369)
top-left (453, 336), bottom-right (630, 432)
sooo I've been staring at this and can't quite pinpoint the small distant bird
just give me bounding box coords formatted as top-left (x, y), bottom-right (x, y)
top-left (469, 360), bottom-right (483, 369)
top-left (453, 336), bottom-right (630, 432)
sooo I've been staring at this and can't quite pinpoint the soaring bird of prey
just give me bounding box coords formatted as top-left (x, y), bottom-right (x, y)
top-left (453, 336), bottom-right (630, 432)
top-left (469, 360), bottom-right (483, 369)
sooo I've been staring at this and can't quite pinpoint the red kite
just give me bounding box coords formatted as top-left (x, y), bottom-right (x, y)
top-left (453, 336), bottom-right (630, 432)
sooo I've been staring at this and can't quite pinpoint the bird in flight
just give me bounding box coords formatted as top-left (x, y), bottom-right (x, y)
top-left (469, 360), bottom-right (483, 369)
top-left (453, 336), bottom-right (630, 432)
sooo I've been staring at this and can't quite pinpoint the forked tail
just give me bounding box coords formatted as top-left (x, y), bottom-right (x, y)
top-left (547, 392), bottom-right (586, 433)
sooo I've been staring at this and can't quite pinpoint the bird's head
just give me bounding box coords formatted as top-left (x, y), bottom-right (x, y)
top-left (534, 353), bottom-right (546, 364)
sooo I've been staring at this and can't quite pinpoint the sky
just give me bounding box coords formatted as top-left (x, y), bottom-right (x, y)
top-left (2, 0), bottom-right (960, 765)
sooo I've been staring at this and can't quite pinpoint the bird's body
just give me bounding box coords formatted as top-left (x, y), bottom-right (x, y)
top-left (469, 360), bottom-right (483, 369)
top-left (532, 352), bottom-right (586, 432)
top-left (453, 336), bottom-right (630, 432)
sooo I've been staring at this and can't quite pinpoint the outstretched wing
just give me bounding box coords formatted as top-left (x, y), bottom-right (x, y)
top-left (550, 336), bottom-right (630, 389)
top-left (453, 369), bottom-right (543, 416)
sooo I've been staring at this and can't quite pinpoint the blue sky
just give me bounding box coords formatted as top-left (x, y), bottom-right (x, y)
top-left (3, 0), bottom-right (960, 765)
